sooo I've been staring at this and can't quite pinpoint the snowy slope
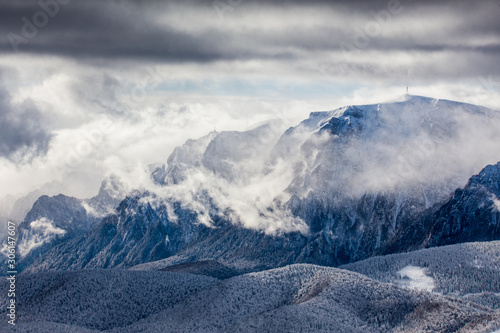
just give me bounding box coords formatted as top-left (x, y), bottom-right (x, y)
top-left (0, 270), bottom-right (217, 332)
top-left (123, 265), bottom-right (496, 333)
top-left (1, 264), bottom-right (498, 332)
top-left (342, 240), bottom-right (500, 309)
top-left (282, 95), bottom-right (500, 263)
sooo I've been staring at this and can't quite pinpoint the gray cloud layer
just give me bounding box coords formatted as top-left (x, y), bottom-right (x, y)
top-left (0, 0), bottom-right (498, 71)
top-left (0, 82), bottom-right (51, 160)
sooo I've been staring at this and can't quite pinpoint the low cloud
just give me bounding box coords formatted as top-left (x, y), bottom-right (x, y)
top-left (17, 217), bottom-right (66, 257)
top-left (133, 121), bottom-right (310, 234)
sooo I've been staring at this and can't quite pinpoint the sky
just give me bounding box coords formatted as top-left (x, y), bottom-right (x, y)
top-left (0, 0), bottom-right (499, 203)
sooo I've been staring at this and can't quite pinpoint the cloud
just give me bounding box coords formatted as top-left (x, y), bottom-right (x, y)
top-left (17, 217), bottom-right (66, 257)
top-left (0, 0), bottom-right (498, 83)
top-left (0, 72), bottom-right (52, 161)
top-left (128, 121), bottom-right (310, 234)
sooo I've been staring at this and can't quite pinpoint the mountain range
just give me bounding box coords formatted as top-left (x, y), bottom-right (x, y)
top-left (2, 95), bottom-right (500, 332)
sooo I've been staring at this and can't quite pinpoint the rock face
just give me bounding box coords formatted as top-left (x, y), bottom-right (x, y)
top-left (427, 162), bottom-right (500, 246)
top-left (13, 176), bottom-right (127, 272)
top-left (278, 96), bottom-right (499, 263)
top-left (15, 194), bottom-right (90, 272)
top-left (23, 194), bottom-right (306, 273)
top-left (12, 95), bottom-right (500, 273)
top-left (381, 162), bottom-right (500, 255)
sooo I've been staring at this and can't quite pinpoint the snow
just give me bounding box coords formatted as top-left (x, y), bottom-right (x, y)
top-left (396, 265), bottom-right (435, 292)
top-left (1, 264), bottom-right (496, 332)
top-left (0, 269), bottom-right (218, 331)
top-left (492, 196), bottom-right (500, 212)
top-left (342, 240), bottom-right (500, 299)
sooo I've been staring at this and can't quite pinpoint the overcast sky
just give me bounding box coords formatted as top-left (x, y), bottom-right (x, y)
top-left (0, 0), bottom-right (499, 202)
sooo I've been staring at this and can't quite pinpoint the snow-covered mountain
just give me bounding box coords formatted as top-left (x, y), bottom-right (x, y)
top-left (281, 95), bottom-right (500, 262)
top-left (6, 176), bottom-right (128, 272)
top-left (381, 161), bottom-right (500, 254)
top-left (428, 162), bottom-right (500, 246)
top-left (10, 95), bottom-right (500, 274)
top-left (4, 95), bottom-right (500, 332)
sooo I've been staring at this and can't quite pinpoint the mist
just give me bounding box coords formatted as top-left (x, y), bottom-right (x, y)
top-left (99, 95), bottom-right (500, 235)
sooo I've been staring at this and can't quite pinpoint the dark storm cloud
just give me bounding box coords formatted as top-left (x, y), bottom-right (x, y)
top-left (0, 0), bottom-right (295, 62)
top-left (0, 82), bottom-right (51, 160)
top-left (0, 0), bottom-right (499, 65)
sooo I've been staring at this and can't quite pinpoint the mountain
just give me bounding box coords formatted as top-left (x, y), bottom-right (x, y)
top-left (10, 194), bottom-right (91, 273)
top-left (4, 95), bottom-right (500, 332)
top-left (381, 162), bottom-right (500, 254)
top-left (143, 95), bottom-right (500, 268)
top-left (0, 182), bottom-right (63, 240)
top-left (427, 162), bottom-right (500, 246)
top-left (21, 194), bottom-right (188, 272)
top-left (11, 95), bottom-right (500, 274)
top-left (8, 176), bottom-right (127, 273)
top-left (2, 263), bottom-right (499, 332)
top-left (279, 95), bottom-right (500, 263)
